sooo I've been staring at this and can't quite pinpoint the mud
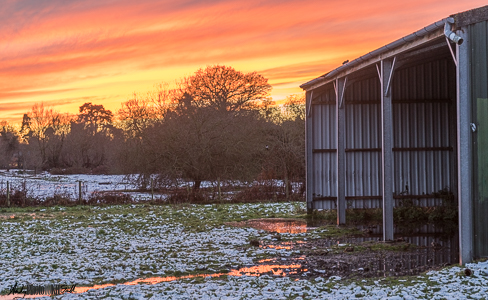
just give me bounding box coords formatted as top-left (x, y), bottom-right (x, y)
top-left (241, 218), bottom-right (459, 279)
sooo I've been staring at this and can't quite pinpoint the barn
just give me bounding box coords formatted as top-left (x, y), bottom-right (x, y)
top-left (300, 5), bottom-right (488, 264)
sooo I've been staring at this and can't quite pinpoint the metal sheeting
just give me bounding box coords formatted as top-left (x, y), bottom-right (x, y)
top-left (392, 58), bottom-right (456, 207)
top-left (345, 76), bottom-right (382, 209)
top-left (308, 56), bottom-right (457, 210)
top-left (311, 87), bottom-right (337, 210)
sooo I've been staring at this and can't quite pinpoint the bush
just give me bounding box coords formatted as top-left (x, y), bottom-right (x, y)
top-left (233, 181), bottom-right (285, 202)
top-left (394, 198), bottom-right (428, 225)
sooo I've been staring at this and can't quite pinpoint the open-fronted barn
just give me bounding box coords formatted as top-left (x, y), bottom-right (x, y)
top-left (300, 5), bottom-right (488, 264)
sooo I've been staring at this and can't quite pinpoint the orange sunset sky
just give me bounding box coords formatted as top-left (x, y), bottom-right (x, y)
top-left (1, 0), bottom-right (487, 124)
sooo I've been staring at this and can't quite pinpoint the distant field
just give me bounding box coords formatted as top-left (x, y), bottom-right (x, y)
top-left (0, 170), bottom-right (166, 202)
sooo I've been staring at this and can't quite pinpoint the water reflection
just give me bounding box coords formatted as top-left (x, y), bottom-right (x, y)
top-left (260, 241), bottom-right (307, 250)
top-left (23, 264), bottom-right (304, 297)
top-left (244, 218), bottom-right (307, 233)
top-left (257, 222), bottom-right (459, 278)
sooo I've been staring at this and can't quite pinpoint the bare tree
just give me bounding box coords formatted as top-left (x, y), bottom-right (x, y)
top-left (78, 102), bottom-right (113, 134)
top-left (143, 107), bottom-right (266, 191)
top-left (0, 121), bottom-right (20, 170)
top-left (24, 103), bottom-right (71, 169)
top-left (263, 95), bottom-right (306, 198)
top-left (181, 65), bottom-right (272, 111)
top-left (61, 103), bottom-right (118, 171)
top-left (118, 93), bottom-right (154, 137)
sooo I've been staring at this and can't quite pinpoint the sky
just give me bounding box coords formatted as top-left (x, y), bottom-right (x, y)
top-left (1, 0), bottom-right (487, 124)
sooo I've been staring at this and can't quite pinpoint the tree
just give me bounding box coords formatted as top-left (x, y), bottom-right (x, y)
top-left (181, 65), bottom-right (272, 111)
top-left (0, 121), bottom-right (20, 170)
top-left (117, 85), bottom-right (176, 137)
top-left (282, 94), bottom-right (305, 121)
top-left (61, 103), bottom-right (118, 170)
top-left (118, 94), bottom-right (154, 137)
top-left (78, 102), bottom-right (113, 133)
top-left (25, 103), bottom-right (71, 169)
top-left (138, 107), bottom-right (266, 191)
top-left (262, 95), bottom-right (306, 199)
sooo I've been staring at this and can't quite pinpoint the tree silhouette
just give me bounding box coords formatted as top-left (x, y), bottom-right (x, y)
top-left (181, 65), bottom-right (272, 111)
top-left (78, 103), bottom-right (113, 133)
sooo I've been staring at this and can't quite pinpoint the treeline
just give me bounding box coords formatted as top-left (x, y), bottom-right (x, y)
top-left (0, 65), bottom-right (305, 195)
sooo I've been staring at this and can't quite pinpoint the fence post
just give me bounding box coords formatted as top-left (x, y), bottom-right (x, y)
top-left (151, 178), bottom-right (154, 201)
top-left (6, 181), bottom-right (10, 207)
top-left (285, 175), bottom-right (289, 200)
top-left (218, 177), bottom-right (221, 202)
top-left (22, 178), bottom-right (26, 207)
top-left (78, 181), bottom-right (82, 205)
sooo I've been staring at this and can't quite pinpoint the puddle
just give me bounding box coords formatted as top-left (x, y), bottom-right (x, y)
top-left (260, 240), bottom-right (307, 250)
top-left (229, 218), bottom-right (459, 278)
top-left (258, 223), bottom-right (459, 278)
top-left (228, 218), bottom-right (308, 233)
top-left (0, 264), bottom-right (307, 299)
top-left (0, 213), bottom-right (37, 220)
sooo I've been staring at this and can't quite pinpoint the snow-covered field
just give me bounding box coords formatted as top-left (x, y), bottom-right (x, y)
top-left (0, 202), bottom-right (486, 299)
top-left (0, 170), bottom-right (297, 203)
top-left (0, 170), bottom-right (153, 201)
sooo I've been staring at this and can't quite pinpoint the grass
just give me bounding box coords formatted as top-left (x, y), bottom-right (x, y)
top-left (0, 201), bottom-right (479, 300)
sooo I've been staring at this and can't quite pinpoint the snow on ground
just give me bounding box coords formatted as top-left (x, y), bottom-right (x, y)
top-left (52, 263), bottom-right (488, 300)
top-left (0, 170), bottom-right (299, 202)
top-left (0, 202), bottom-right (486, 299)
top-left (0, 170), bottom-right (155, 201)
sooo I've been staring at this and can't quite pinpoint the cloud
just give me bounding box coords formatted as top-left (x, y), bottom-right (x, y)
top-left (0, 88), bottom-right (79, 100)
top-left (1, 0), bottom-right (487, 123)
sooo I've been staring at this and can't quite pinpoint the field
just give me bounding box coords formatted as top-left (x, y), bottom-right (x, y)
top-left (1, 200), bottom-right (487, 299)
top-left (0, 170), bottom-right (151, 202)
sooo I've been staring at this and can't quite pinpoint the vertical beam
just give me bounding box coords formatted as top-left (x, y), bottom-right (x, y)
top-left (78, 181), bottom-right (82, 205)
top-left (336, 78), bottom-right (346, 225)
top-left (457, 30), bottom-right (473, 265)
top-left (306, 90), bottom-right (314, 214)
top-left (381, 59), bottom-right (394, 241)
top-left (6, 181), bottom-right (10, 207)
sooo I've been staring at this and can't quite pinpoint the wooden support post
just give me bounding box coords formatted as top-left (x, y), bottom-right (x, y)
top-left (381, 59), bottom-right (394, 241)
top-left (284, 174), bottom-right (289, 200)
top-left (151, 178), bottom-right (154, 201)
top-left (217, 177), bottom-right (221, 202)
top-left (6, 181), bottom-right (10, 207)
top-left (78, 181), bottom-right (82, 205)
top-left (336, 78), bottom-right (346, 225)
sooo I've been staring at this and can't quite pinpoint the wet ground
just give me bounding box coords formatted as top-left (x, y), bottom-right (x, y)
top-left (56, 218), bottom-right (459, 296)
top-left (230, 218), bottom-right (459, 279)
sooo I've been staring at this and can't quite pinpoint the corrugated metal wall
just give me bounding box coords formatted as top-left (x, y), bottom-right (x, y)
top-left (345, 76), bottom-right (382, 208)
top-left (392, 58), bottom-right (456, 207)
top-left (311, 87), bottom-right (337, 210)
top-left (309, 55), bottom-right (457, 210)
